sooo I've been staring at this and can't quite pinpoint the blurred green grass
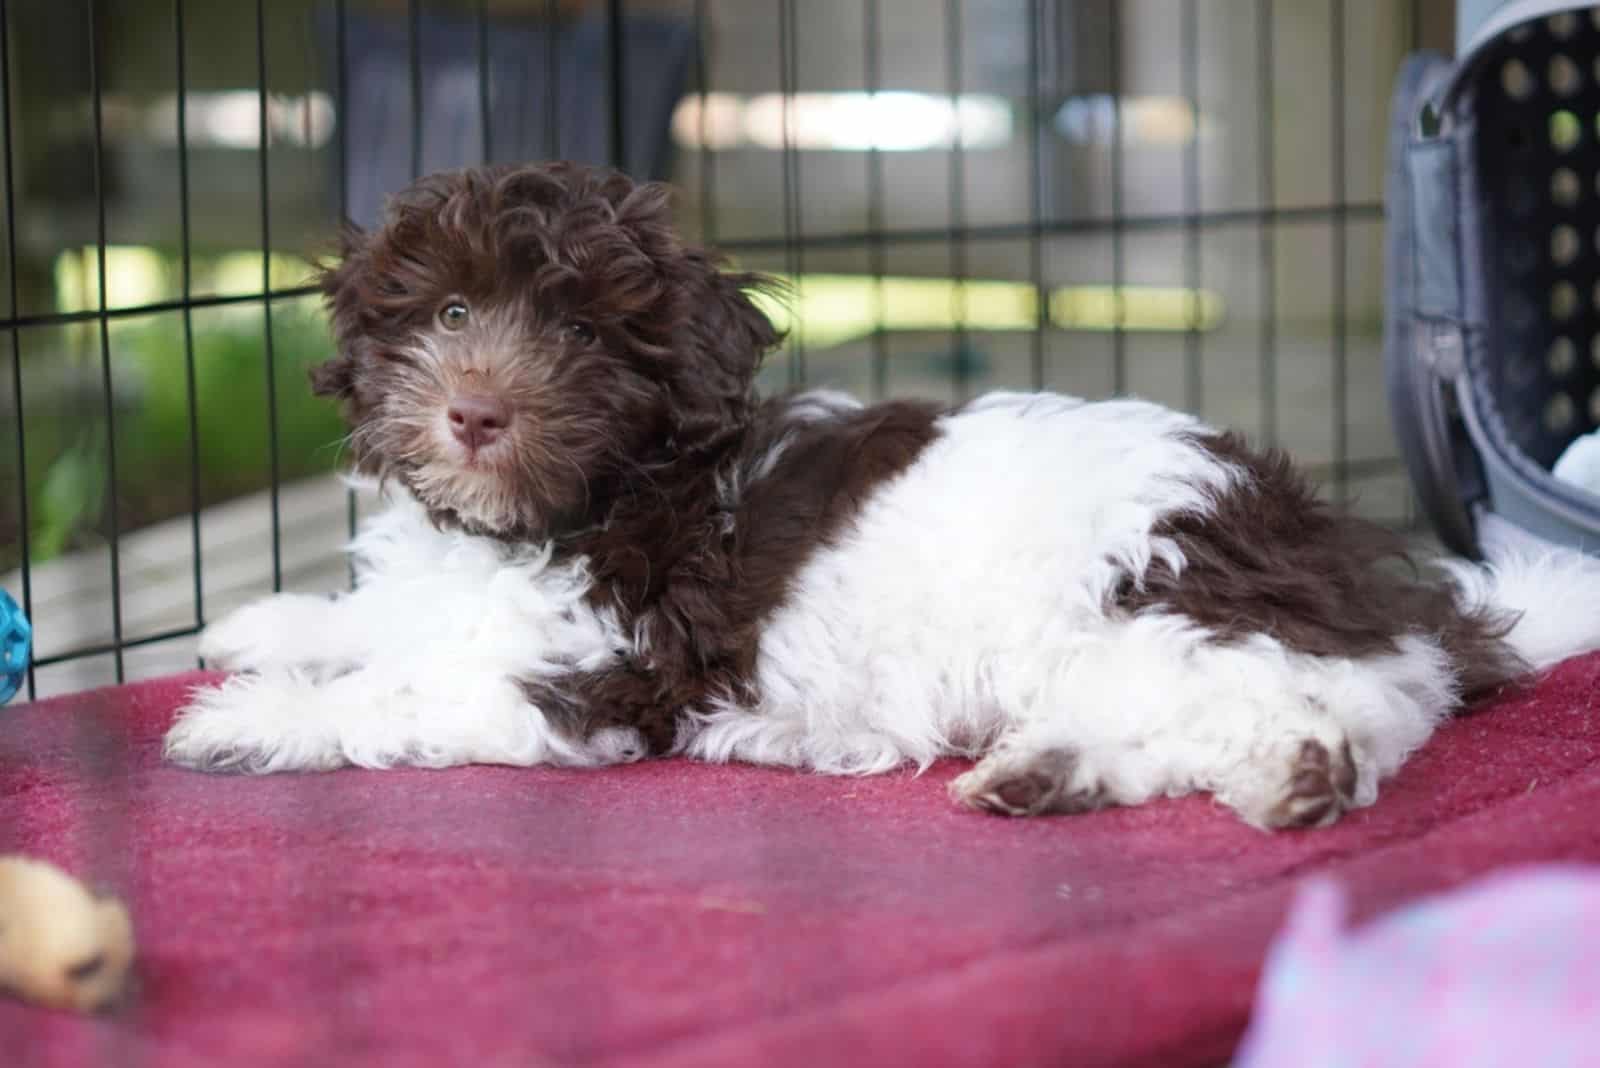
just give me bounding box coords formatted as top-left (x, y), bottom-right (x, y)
top-left (1, 297), bottom-right (347, 572)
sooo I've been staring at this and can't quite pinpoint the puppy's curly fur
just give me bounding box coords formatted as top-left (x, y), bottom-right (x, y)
top-left (163, 162), bottom-right (1600, 830)
top-left (313, 164), bottom-right (779, 539)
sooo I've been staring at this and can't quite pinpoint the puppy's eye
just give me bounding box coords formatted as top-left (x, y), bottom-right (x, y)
top-left (439, 302), bottom-right (469, 330)
top-left (561, 320), bottom-right (596, 345)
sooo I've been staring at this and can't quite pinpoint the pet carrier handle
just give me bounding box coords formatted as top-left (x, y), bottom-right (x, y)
top-left (0, 589), bottom-right (30, 705)
top-left (1384, 51), bottom-right (1487, 557)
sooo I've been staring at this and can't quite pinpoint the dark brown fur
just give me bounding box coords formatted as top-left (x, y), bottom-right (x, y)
top-left (1115, 431), bottom-right (1525, 697)
top-left (315, 163), bottom-right (940, 753)
top-left (525, 397), bottom-right (941, 751)
top-left (315, 163), bottom-right (780, 538)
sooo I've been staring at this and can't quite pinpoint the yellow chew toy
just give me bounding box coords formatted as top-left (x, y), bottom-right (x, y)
top-left (0, 856), bottom-right (135, 1012)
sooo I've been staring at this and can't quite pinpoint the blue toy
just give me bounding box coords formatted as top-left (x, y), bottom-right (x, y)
top-left (0, 589), bottom-right (30, 704)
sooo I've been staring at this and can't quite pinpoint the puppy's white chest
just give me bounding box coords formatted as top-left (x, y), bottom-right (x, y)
top-left (340, 494), bottom-right (627, 679)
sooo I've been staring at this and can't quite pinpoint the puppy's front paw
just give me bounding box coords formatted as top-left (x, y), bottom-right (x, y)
top-left (199, 594), bottom-right (353, 677)
top-left (1217, 728), bottom-right (1370, 831)
top-left (164, 674), bottom-right (343, 774)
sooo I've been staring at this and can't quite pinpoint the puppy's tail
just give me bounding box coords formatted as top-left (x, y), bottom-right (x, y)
top-left (1438, 514), bottom-right (1600, 683)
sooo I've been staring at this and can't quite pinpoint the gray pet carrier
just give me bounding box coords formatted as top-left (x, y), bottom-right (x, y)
top-left (1385, 0), bottom-right (1600, 557)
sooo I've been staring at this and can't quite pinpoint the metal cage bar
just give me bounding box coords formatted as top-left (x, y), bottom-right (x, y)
top-left (1257, 0), bottom-right (1279, 449)
top-left (408, 0), bottom-right (423, 180)
top-left (608, 0), bottom-right (626, 171)
top-left (1109, 1), bottom-right (1127, 396)
top-left (1182, 0), bottom-right (1203, 416)
top-left (546, 0), bottom-right (561, 160)
top-left (694, 0), bottom-right (717, 245)
top-left (174, 0), bottom-right (207, 654)
top-left (0, 286), bottom-right (319, 331)
top-left (778, 0), bottom-right (804, 388)
top-left (339, 0), bottom-right (359, 579)
top-left (255, 0), bottom-right (283, 594)
top-left (708, 202), bottom-right (1382, 255)
top-left (1331, 0), bottom-right (1350, 504)
top-left (865, 0), bottom-right (888, 400)
top-left (0, 0), bottom-right (33, 699)
top-left (946, 0), bottom-right (969, 402)
top-left (1027, 0), bottom-right (1046, 393)
top-left (87, 0), bottom-right (127, 681)
top-left (478, 0), bottom-right (493, 162)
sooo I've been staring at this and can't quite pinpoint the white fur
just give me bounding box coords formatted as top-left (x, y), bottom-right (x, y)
top-left (687, 394), bottom-right (1235, 773)
top-left (165, 391), bottom-right (1600, 828)
top-left (166, 486), bottom-right (644, 772)
top-left (1438, 512), bottom-right (1600, 670)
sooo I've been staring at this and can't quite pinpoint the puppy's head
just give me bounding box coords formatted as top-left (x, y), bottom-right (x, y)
top-left (313, 162), bottom-right (782, 537)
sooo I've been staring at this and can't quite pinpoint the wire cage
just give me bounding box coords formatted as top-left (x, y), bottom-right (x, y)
top-left (0, 1), bottom-right (1450, 705)
top-left (1387, 0), bottom-right (1600, 555)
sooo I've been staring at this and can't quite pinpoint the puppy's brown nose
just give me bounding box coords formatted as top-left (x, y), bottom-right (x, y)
top-left (447, 393), bottom-right (511, 452)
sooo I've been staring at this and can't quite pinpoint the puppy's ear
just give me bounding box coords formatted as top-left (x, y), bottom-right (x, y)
top-left (613, 182), bottom-right (677, 244)
top-left (309, 221), bottom-right (369, 400)
top-left (314, 221), bottom-right (368, 300)
top-left (336, 220), bottom-right (366, 260)
top-left (309, 352), bottom-right (355, 399)
top-left (668, 264), bottom-right (785, 446)
top-left (706, 271), bottom-right (785, 363)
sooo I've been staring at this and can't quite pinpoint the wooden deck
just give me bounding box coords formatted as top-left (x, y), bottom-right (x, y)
top-left (3, 475), bottom-right (381, 701)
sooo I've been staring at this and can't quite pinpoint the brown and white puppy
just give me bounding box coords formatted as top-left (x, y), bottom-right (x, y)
top-left (164, 162), bottom-right (1600, 829)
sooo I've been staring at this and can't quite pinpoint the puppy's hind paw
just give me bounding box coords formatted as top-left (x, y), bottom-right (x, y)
top-left (951, 748), bottom-right (1108, 818)
top-left (1260, 738), bottom-right (1360, 830)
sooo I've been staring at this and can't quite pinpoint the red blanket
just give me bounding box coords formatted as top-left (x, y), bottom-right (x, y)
top-left (3, 656), bottom-right (1599, 1067)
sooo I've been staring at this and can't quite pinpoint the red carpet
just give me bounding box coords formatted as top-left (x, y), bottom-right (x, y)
top-left (3, 656), bottom-right (1599, 1068)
